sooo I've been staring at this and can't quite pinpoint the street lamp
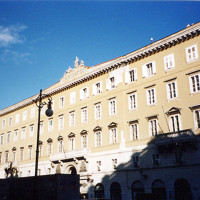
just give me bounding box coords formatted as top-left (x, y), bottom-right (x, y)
top-left (33, 89), bottom-right (53, 177)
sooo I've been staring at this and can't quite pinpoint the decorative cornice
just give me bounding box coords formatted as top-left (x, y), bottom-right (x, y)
top-left (1, 22), bottom-right (200, 116)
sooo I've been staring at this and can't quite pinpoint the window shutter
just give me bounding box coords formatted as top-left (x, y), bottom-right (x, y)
top-left (106, 78), bottom-right (110, 90)
top-left (152, 61), bottom-right (156, 74)
top-left (100, 81), bottom-right (102, 93)
top-left (125, 68), bottom-right (130, 84)
top-left (80, 89), bottom-right (83, 100)
top-left (92, 84), bottom-right (96, 96)
top-left (134, 69), bottom-right (137, 81)
top-left (86, 87), bottom-right (89, 98)
top-left (142, 64), bottom-right (147, 77)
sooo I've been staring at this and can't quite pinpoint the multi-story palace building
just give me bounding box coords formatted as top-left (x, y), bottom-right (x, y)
top-left (0, 22), bottom-right (200, 200)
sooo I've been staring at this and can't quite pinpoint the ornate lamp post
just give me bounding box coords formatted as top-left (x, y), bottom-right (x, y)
top-left (33, 89), bottom-right (53, 177)
top-left (33, 89), bottom-right (53, 199)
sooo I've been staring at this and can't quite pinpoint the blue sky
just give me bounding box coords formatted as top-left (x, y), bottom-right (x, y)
top-left (0, 1), bottom-right (200, 110)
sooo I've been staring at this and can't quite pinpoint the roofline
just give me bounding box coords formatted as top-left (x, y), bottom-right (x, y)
top-left (1, 22), bottom-right (200, 116)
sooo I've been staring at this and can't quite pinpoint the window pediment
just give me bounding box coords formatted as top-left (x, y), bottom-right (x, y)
top-left (12, 147), bottom-right (17, 151)
top-left (166, 107), bottom-right (181, 115)
top-left (58, 136), bottom-right (63, 141)
top-left (68, 132), bottom-right (75, 138)
top-left (80, 130), bottom-right (87, 135)
top-left (47, 138), bottom-right (53, 143)
top-left (108, 122), bottom-right (117, 128)
top-left (93, 126), bottom-right (102, 132)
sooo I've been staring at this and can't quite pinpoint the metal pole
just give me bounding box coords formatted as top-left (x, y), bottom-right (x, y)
top-left (35, 89), bottom-right (42, 177)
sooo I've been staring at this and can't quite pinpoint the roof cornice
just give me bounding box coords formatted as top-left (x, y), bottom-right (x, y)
top-left (1, 22), bottom-right (200, 116)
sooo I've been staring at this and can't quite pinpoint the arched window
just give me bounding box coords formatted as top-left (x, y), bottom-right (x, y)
top-left (174, 178), bottom-right (192, 200)
top-left (69, 166), bottom-right (77, 175)
top-left (110, 182), bottom-right (121, 200)
top-left (95, 183), bottom-right (104, 199)
top-left (132, 181), bottom-right (144, 200)
top-left (152, 179), bottom-right (166, 200)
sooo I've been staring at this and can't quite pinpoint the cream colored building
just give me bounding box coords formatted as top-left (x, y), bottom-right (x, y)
top-left (0, 23), bottom-right (200, 200)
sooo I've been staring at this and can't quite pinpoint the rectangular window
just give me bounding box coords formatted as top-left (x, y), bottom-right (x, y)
top-left (58, 140), bottom-right (64, 152)
top-left (47, 143), bottom-right (53, 156)
top-left (109, 99), bottom-right (116, 115)
top-left (7, 132), bottom-right (11, 143)
top-left (128, 93), bottom-right (137, 110)
top-left (20, 148), bottom-right (24, 161)
top-left (152, 153), bottom-right (159, 166)
top-left (95, 103), bottom-right (101, 120)
top-left (29, 125), bottom-right (34, 137)
top-left (167, 81), bottom-right (178, 100)
top-left (194, 109), bottom-right (200, 129)
top-left (69, 112), bottom-right (75, 127)
top-left (21, 127), bottom-right (26, 140)
top-left (97, 161), bottom-right (101, 171)
top-left (189, 73), bottom-right (200, 93)
top-left (80, 87), bottom-right (89, 100)
top-left (40, 122), bottom-right (44, 135)
top-left (30, 108), bottom-right (35, 118)
top-left (48, 119), bottom-right (53, 132)
top-left (39, 145), bottom-right (43, 157)
top-left (12, 151), bottom-right (16, 162)
top-left (169, 114), bottom-right (181, 132)
top-left (58, 115), bottom-right (64, 130)
top-left (14, 130), bottom-right (18, 142)
top-left (142, 61), bottom-right (156, 78)
top-left (146, 88), bottom-right (156, 105)
top-left (81, 108), bottom-right (88, 123)
top-left (132, 155), bottom-right (140, 167)
top-left (23, 111), bottom-right (27, 121)
top-left (164, 54), bottom-right (175, 71)
top-left (110, 128), bottom-right (117, 144)
top-left (112, 159), bottom-right (117, 169)
top-left (0, 152), bottom-right (2, 164)
top-left (0, 134), bottom-right (4, 145)
top-left (81, 134), bottom-right (87, 148)
top-left (110, 77), bottom-right (115, 88)
top-left (5, 151), bottom-right (9, 163)
top-left (15, 114), bottom-right (20, 124)
top-left (59, 97), bottom-right (65, 108)
top-left (130, 69), bottom-right (137, 82)
top-left (93, 82), bottom-right (102, 95)
top-left (130, 123), bottom-right (139, 140)
top-left (69, 138), bottom-right (75, 151)
top-left (28, 146), bottom-right (32, 159)
top-left (70, 92), bottom-right (76, 104)
top-left (186, 44), bottom-right (198, 63)
top-left (8, 117), bottom-right (12, 126)
top-left (149, 119), bottom-right (158, 136)
top-left (2, 119), bottom-right (6, 129)
top-left (95, 131), bottom-right (102, 147)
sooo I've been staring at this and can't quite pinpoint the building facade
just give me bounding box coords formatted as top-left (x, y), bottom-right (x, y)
top-left (0, 23), bottom-right (200, 200)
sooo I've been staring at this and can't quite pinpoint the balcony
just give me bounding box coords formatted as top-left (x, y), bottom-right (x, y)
top-left (50, 148), bottom-right (90, 163)
top-left (155, 129), bottom-right (196, 146)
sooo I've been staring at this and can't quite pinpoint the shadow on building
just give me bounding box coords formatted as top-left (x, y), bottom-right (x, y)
top-left (86, 129), bottom-right (199, 200)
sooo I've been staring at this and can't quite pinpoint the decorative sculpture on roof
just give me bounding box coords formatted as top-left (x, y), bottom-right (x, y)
top-left (74, 56), bottom-right (79, 68)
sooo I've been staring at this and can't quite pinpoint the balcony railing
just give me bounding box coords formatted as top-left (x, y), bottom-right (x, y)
top-left (50, 148), bottom-right (90, 162)
top-left (155, 129), bottom-right (195, 145)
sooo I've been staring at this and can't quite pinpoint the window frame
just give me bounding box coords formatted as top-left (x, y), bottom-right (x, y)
top-left (185, 44), bottom-right (198, 63)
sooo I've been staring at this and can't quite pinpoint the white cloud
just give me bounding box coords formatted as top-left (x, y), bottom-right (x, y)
top-left (0, 24), bottom-right (27, 47)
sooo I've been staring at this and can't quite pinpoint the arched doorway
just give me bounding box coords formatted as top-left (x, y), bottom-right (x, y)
top-left (95, 183), bottom-right (104, 199)
top-left (110, 182), bottom-right (121, 200)
top-left (174, 178), bottom-right (192, 200)
top-left (132, 181), bottom-right (144, 200)
top-left (69, 166), bottom-right (77, 174)
top-left (152, 179), bottom-right (167, 200)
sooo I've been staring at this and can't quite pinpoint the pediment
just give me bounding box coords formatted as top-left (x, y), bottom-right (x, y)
top-left (12, 147), bottom-right (17, 151)
top-left (68, 132), bottom-right (75, 138)
top-left (39, 141), bottom-right (43, 145)
top-left (108, 122), bottom-right (117, 128)
top-left (80, 130), bottom-right (87, 135)
top-left (93, 126), bottom-right (102, 132)
top-left (166, 107), bottom-right (181, 115)
top-left (47, 138), bottom-right (53, 143)
top-left (57, 135), bottom-right (63, 141)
